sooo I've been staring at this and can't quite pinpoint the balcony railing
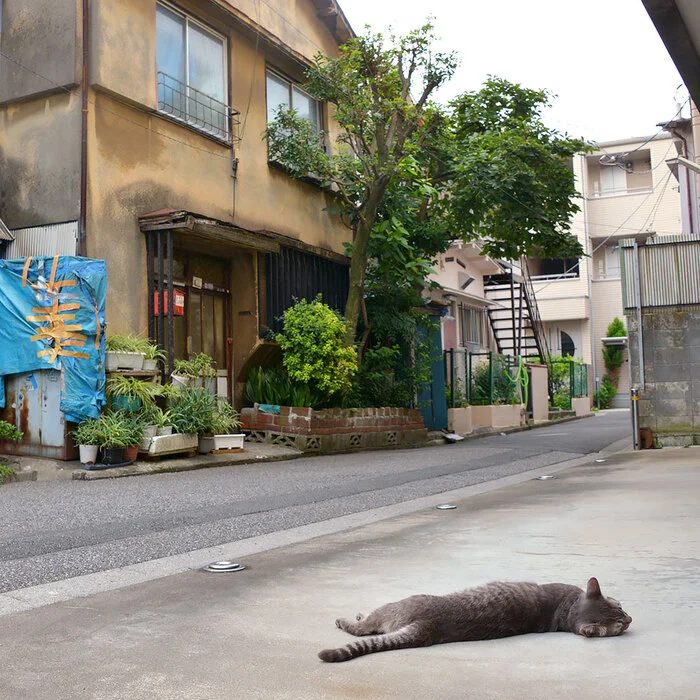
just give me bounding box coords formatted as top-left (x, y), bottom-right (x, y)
top-left (157, 72), bottom-right (239, 144)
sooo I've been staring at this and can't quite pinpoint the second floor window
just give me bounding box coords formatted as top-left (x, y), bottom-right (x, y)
top-left (156, 2), bottom-right (229, 141)
top-left (266, 70), bottom-right (320, 131)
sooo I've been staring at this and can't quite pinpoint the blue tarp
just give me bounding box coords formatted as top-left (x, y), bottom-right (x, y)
top-left (0, 255), bottom-right (107, 422)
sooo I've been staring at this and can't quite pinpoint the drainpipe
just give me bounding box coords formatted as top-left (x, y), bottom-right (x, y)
top-left (78, 0), bottom-right (89, 257)
top-left (669, 127), bottom-right (694, 234)
top-left (581, 154), bottom-right (597, 392)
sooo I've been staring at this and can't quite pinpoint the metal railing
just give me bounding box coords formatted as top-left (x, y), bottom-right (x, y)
top-left (157, 71), bottom-right (240, 144)
top-left (444, 350), bottom-right (521, 407)
top-left (521, 257), bottom-right (551, 368)
top-left (549, 360), bottom-right (589, 411)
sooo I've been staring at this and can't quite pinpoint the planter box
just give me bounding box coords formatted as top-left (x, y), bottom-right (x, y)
top-left (198, 434), bottom-right (245, 453)
top-left (571, 397), bottom-right (591, 417)
top-left (171, 374), bottom-right (217, 395)
top-left (146, 433), bottom-right (197, 457)
top-left (447, 407), bottom-right (472, 435)
top-left (471, 404), bottom-right (524, 429)
top-left (106, 351), bottom-right (144, 371)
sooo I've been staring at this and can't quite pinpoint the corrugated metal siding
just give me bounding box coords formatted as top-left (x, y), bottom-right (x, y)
top-left (2, 221), bottom-right (78, 259)
top-left (621, 235), bottom-right (700, 308)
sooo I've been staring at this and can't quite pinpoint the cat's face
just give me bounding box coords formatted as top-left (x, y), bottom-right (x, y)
top-left (574, 577), bottom-right (632, 638)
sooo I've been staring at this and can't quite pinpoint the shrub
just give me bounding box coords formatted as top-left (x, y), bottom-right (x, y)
top-left (276, 297), bottom-right (358, 397)
top-left (0, 420), bottom-right (23, 443)
top-left (245, 366), bottom-right (327, 408)
top-left (603, 317), bottom-right (626, 372)
top-left (471, 355), bottom-right (519, 405)
top-left (345, 346), bottom-right (412, 408)
top-left (595, 374), bottom-right (618, 409)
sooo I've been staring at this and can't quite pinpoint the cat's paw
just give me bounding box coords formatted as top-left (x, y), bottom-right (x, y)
top-left (335, 618), bottom-right (344, 629)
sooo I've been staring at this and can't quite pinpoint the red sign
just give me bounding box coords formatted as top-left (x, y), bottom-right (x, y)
top-left (154, 289), bottom-right (185, 316)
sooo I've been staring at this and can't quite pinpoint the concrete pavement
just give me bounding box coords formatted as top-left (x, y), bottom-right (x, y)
top-left (2, 446), bottom-right (698, 699)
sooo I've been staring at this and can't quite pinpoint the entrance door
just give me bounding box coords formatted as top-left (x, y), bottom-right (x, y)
top-left (155, 250), bottom-right (231, 395)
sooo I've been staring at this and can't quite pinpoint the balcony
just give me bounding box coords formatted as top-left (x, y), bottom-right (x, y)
top-left (157, 72), bottom-right (239, 144)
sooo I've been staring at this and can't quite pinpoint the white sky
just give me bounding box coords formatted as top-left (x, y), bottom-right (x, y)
top-left (339, 0), bottom-right (687, 144)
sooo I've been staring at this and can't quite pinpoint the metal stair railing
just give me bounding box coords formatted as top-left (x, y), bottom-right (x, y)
top-left (520, 256), bottom-right (551, 367)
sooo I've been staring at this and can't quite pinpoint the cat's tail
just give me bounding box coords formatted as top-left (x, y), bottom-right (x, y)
top-left (318, 623), bottom-right (421, 663)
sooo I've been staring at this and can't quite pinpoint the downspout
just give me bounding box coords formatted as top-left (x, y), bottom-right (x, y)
top-left (78, 0), bottom-right (89, 257)
top-left (669, 127), bottom-right (694, 234)
top-left (581, 154), bottom-right (597, 391)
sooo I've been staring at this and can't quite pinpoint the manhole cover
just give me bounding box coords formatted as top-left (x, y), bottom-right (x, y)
top-left (535, 475), bottom-right (556, 481)
top-left (436, 504), bottom-right (457, 510)
top-left (203, 561), bottom-right (247, 573)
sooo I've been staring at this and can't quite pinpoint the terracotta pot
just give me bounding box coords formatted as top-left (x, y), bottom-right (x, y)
top-left (123, 445), bottom-right (139, 462)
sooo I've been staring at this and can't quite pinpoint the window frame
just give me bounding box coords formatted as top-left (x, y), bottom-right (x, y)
top-left (458, 302), bottom-right (487, 348)
top-left (156, 0), bottom-right (230, 142)
top-left (265, 67), bottom-right (322, 131)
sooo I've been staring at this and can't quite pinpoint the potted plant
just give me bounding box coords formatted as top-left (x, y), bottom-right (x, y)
top-left (142, 387), bottom-right (200, 457)
top-left (123, 411), bottom-right (147, 462)
top-left (142, 343), bottom-right (166, 372)
top-left (105, 333), bottom-right (148, 371)
top-left (172, 353), bottom-right (218, 394)
top-left (106, 373), bottom-right (164, 412)
top-left (71, 418), bottom-right (100, 465)
top-left (156, 409), bottom-right (174, 436)
top-left (169, 387), bottom-right (216, 437)
top-left (198, 400), bottom-right (244, 453)
top-left (96, 412), bottom-right (132, 465)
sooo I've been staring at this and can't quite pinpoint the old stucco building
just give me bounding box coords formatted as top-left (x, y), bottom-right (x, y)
top-left (0, 0), bottom-right (353, 404)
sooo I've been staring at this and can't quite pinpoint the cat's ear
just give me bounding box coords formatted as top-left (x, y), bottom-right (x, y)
top-left (586, 577), bottom-right (602, 598)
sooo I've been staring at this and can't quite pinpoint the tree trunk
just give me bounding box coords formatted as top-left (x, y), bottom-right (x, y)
top-left (343, 179), bottom-right (390, 346)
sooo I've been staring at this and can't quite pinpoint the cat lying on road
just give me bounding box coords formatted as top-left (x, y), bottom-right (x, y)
top-left (319, 577), bottom-right (632, 662)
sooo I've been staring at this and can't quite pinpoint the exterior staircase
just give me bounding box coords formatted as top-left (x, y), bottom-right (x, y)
top-left (484, 258), bottom-right (551, 365)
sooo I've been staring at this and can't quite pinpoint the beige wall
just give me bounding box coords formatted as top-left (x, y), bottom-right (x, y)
top-left (591, 279), bottom-right (630, 399)
top-left (584, 135), bottom-right (681, 239)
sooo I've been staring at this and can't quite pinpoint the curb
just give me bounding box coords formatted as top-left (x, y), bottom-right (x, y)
top-left (446, 411), bottom-right (596, 443)
top-left (0, 470), bottom-right (38, 485)
top-left (72, 449), bottom-right (306, 480)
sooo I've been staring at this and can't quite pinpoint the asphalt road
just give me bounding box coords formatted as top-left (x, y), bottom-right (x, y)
top-left (0, 410), bottom-right (630, 593)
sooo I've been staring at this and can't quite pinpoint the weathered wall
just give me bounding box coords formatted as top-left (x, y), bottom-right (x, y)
top-left (87, 0), bottom-right (350, 335)
top-left (627, 305), bottom-right (700, 445)
top-left (0, 0), bottom-right (79, 104)
top-left (0, 91), bottom-right (81, 228)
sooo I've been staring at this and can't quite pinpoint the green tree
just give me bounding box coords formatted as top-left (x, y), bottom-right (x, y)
top-left (266, 24), bottom-right (457, 344)
top-left (446, 77), bottom-right (588, 260)
top-left (267, 29), bottom-right (589, 347)
top-left (602, 317), bottom-right (626, 372)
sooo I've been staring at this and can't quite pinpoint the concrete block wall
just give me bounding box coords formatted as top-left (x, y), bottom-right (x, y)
top-left (627, 305), bottom-right (700, 445)
top-left (241, 406), bottom-right (427, 453)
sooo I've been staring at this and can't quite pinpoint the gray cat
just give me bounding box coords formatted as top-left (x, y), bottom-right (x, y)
top-left (318, 577), bottom-right (632, 662)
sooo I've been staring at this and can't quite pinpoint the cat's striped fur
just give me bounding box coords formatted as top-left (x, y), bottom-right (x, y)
top-left (319, 577), bottom-right (631, 662)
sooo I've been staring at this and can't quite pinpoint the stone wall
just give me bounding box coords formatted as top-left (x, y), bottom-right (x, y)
top-left (241, 406), bottom-right (427, 453)
top-left (627, 305), bottom-right (700, 445)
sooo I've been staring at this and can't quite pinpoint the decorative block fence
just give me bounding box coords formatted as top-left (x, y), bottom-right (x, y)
top-left (241, 406), bottom-right (427, 453)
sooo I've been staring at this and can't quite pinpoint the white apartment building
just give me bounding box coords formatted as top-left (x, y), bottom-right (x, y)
top-left (529, 131), bottom-right (685, 405)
